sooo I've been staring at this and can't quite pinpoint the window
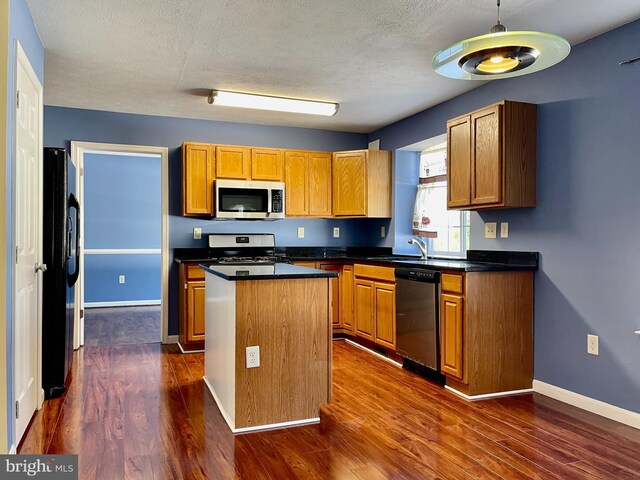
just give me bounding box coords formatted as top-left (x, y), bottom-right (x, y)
top-left (413, 142), bottom-right (470, 258)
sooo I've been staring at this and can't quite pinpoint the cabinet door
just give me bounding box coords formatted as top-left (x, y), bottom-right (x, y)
top-left (441, 293), bottom-right (464, 380)
top-left (341, 265), bottom-right (354, 332)
top-left (333, 151), bottom-right (366, 216)
top-left (215, 145), bottom-right (250, 179)
top-left (354, 278), bottom-right (375, 340)
top-left (447, 116), bottom-right (471, 208)
top-left (183, 143), bottom-right (214, 216)
top-left (251, 148), bottom-right (284, 181)
top-left (374, 282), bottom-right (396, 350)
top-left (187, 281), bottom-right (206, 343)
top-left (284, 151), bottom-right (309, 216)
top-left (319, 264), bottom-right (341, 327)
top-left (308, 152), bottom-right (332, 217)
top-left (471, 105), bottom-right (502, 205)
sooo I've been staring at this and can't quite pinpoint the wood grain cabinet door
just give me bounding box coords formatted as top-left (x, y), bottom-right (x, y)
top-left (251, 148), bottom-right (284, 181)
top-left (332, 151), bottom-right (366, 216)
top-left (440, 293), bottom-right (464, 380)
top-left (447, 116), bottom-right (471, 209)
top-left (374, 282), bottom-right (396, 350)
top-left (182, 142), bottom-right (214, 216)
top-left (354, 279), bottom-right (375, 340)
top-left (308, 152), bottom-right (332, 217)
top-left (319, 264), bottom-right (341, 327)
top-left (187, 281), bottom-right (206, 343)
top-left (215, 145), bottom-right (250, 179)
top-left (471, 105), bottom-right (502, 206)
top-left (341, 265), bottom-right (354, 332)
top-left (284, 151), bottom-right (309, 216)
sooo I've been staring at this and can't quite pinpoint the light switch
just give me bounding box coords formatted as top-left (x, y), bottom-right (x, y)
top-left (333, 227), bottom-right (340, 238)
top-left (500, 222), bottom-right (509, 238)
top-left (193, 227), bottom-right (202, 240)
top-left (381, 226), bottom-right (386, 238)
top-left (297, 227), bottom-right (305, 238)
top-left (118, 275), bottom-right (125, 284)
top-left (485, 222), bottom-right (497, 239)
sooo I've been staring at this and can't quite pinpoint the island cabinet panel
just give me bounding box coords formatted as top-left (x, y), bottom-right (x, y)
top-left (440, 270), bottom-right (534, 397)
top-left (182, 142), bottom-right (215, 216)
top-left (341, 265), bottom-right (354, 332)
top-left (216, 145), bottom-right (251, 179)
top-left (332, 151), bottom-right (366, 216)
top-left (354, 279), bottom-right (375, 340)
top-left (234, 278), bottom-right (331, 428)
top-left (251, 148), bottom-right (284, 181)
top-left (440, 293), bottom-right (464, 380)
top-left (178, 263), bottom-right (206, 352)
top-left (447, 100), bottom-right (536, 210)
top-left (284, 151), bottom-right (309, 216)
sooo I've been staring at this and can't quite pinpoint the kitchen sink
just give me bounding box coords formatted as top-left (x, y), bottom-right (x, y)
top-left (365, 255), bottom-right (422, 261)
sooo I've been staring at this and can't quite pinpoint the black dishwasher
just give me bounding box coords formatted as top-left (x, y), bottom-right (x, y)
top-left (395, 268), bottom-right (444, 382)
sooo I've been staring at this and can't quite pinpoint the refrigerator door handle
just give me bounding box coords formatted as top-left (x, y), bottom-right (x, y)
top-left (35, 262), bottom-right (48, 273)
top-left (67, 193), bottom-right (81, 287)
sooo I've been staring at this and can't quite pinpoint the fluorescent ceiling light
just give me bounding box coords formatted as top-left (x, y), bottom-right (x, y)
top-left (208, 90), bottom-right (338, 116)
top-left (432, 0), bottom-right (570, 80)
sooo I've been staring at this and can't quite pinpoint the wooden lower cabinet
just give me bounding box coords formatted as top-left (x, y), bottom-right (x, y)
top-left (178, 264), bottom-right (206, 352)
top-left (353, 264), bottom-right (396, 349)
top-left (440, 271), bottom-right (534, 397)
top-left (341, 265), bottom-right (354, 332)
top-left (354, 279), bottom-right (375, 340)
top-left (374, 282), bottom-right (396, 350)
top-left (318, 264), bottom-right (341, 327)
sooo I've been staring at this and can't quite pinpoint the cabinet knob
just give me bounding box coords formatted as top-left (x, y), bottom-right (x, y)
top-left (184, 283), bottom-right (188, 290)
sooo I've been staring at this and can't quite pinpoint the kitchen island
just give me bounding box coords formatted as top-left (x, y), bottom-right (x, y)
top-left (201, 263), bottom-right (337, 433)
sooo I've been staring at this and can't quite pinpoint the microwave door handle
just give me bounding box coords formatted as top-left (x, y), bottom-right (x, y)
top-left (266, 190), bottom-right (272, 216)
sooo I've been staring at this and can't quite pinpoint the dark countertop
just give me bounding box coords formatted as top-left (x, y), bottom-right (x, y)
top-left (200, 263), bottom-right (339, 281)
top-left (175, 248), bottom-right (538, 273)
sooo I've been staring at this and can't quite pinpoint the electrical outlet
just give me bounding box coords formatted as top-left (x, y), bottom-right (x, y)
top-left (333, 227), bottom-right (340, 238)
top-left (381, 226), bottom-right (386, 238)
top-left (246, 346), bottom-right (260, 368)
top-left (118, 275), bottom-right (125, 284)
top-left (485, 222), bottom-right (497, 239)
top-left (587, 334), bottom-right (599, 355)
top-left (193, 227), bottom-right (202, 240)
top-left (500, 222), bottom-right (509, 238)
top-left (297, 227), bottom-right (305, 238)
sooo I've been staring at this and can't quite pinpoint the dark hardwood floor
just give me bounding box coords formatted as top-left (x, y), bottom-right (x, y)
top-left (83, 306), bottom-right (161, 346)
top-left (19, 340), bottom-right (640, 479)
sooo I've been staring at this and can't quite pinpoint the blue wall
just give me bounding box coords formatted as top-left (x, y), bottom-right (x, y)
top-left (370, 19), bottom-right (640, 413)
top-left (83, 153), bottom-right (161, 304)
top-left (5, 0), bottom-right (44, 451)
top-left (42, 108), bottom-right (389, 334)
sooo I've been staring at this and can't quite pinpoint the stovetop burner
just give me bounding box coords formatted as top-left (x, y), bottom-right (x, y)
top-left (213, 256), bottom-right (282, 265)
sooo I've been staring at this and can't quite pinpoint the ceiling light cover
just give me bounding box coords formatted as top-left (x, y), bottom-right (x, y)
top-left (208, 90), bottom-right (339, 116)
top-left (432, 31), bottom-right (570, 80)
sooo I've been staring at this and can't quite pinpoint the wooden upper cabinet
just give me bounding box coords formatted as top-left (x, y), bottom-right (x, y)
top-left (216, 145), bottom-right (250, 179)
top-left (251, 148), bottom-right (284, 181)
top-left (447, 116), bottom-right (471, 208)
top-left (332, 150), bottom-right (391, 217)
top-left (182, 142), bottom-right (215, 216)
top-left (284, 151), bottom-right (309, 216)
top-left (446, 100), bottom-right (536, 210)
top-left (440, 293), bottom-right (464, 380)
top-left (308, 152), bottom-right (332, 216)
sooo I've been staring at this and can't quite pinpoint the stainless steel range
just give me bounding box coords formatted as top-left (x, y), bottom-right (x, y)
top-left (207, 234), bottom-right (289, 265)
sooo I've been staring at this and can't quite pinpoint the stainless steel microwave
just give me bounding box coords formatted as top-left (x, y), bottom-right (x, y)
top-left (215, 179), bottom-right (285, 219)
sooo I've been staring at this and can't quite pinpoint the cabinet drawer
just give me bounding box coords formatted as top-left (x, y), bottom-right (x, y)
top-left (186, 264), bottom-right (205, 280)
top-left (354, 264), bottom-right (395, 283)
top-left (442, 273), bottom-right (464, 294)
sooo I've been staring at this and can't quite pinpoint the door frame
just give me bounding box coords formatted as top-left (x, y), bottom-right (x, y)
top-left (11, 41), bottom-right (44, 449)
top-left (70, 142), bottom-right (170, 345)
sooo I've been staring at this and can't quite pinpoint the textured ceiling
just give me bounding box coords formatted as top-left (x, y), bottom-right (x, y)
top-left (26, 0), bottom-right (640, 133)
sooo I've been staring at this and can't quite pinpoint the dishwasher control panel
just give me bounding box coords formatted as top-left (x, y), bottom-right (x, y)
top-left (395, 268), bottom-right (440, 282)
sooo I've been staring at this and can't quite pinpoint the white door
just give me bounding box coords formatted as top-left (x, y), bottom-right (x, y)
top-left (14, 43), bottom-right (43, 443)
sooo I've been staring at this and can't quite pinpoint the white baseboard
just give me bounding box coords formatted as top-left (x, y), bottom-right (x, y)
top-left (85, 300), bottom-right (161, 308)
top-left (165, 335), bottom-right (179, 345)
top-left (445, 385), bottom-right (534, 401)
top-left (342, 338), bottom-right (403, 367)
top-left (8, 444), bottom-right (16, 454)
top-left (203, 375), bottom-right (236, 431)
top-left (533, 380), bottom-right (640, 430)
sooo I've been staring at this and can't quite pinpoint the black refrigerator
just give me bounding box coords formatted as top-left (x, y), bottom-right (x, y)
top-left (42, 147), bottom-right (80, 398)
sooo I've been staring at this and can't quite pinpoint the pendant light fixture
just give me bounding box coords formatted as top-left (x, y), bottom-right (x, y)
top-left (432, 0), bottom-right (570, 80)
top-left (208, 90), bottom-right (338, 116)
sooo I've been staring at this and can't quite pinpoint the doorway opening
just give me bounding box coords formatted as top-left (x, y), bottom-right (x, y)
top-left (71, 142), bottom-right (169, 347)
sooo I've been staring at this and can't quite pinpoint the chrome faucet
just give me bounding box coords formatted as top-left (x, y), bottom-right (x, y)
top-left (408, 237), bottom-right (429, 259)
